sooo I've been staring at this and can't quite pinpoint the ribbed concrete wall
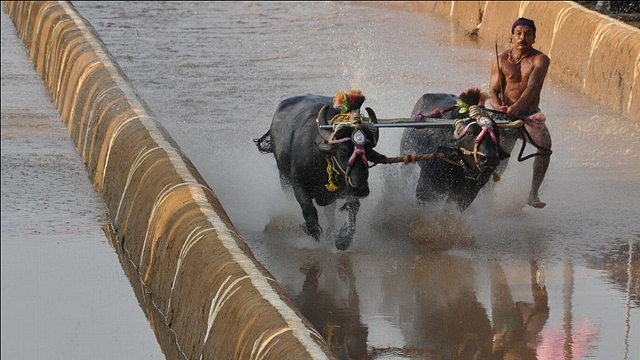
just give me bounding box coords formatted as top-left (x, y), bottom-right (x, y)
top-left (377, 1), bottom-right (639, 122)
top-left (3, 2), bottom-right (336, 359)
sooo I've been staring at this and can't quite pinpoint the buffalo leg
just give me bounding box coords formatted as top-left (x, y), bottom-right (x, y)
top-left (292, 186), bottom-right (322, 241)
top-left (335, 197), bottom-right (360, 251)
top-left (323, 202), bottom-right (337, 236)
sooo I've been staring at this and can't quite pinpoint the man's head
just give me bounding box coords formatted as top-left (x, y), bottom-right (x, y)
top-left (510, 18), bottom-right (536, 48)
top-left (511, 18), bottom-right (536, 35)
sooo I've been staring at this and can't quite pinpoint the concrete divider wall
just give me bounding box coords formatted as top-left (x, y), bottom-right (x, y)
top-left (372, 1), bottom-right (639, 122)
top-left (3, 2), bottom-right (336, 359)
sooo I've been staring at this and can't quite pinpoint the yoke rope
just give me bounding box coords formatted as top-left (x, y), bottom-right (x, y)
top-left (379, 152), bottom-right (442, 164)
top-left (380, 151), bottom-right (500, 182)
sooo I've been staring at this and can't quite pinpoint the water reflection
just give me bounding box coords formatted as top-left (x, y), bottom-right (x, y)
top-left (586, 240), bottom-right (639, 307)
top-left (584, 239), bottom-right (639, 360)
top-left (536, 260), bottom-right (599, 360)
top-left (283, 251), bottom-right (614, 360)
top-left (392, 253), bottom-right (493, 359)
top-left (294, 256), bottom-right (369, 360)
top-left (490, 261), bottom-right (549, 359)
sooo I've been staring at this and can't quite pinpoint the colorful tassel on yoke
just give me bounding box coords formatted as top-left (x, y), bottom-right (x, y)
top-left (333, 90), bottom-right (365, 114)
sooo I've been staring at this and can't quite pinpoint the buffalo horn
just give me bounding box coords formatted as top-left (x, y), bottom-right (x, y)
top-left (316, 105), bottom-right (330, 126)
top-left (316, 105), bottom-right (332, 141)
top-left (365, 107), bottom-right (378, 124)
top-left (496, 119), bottom-right (524, 129)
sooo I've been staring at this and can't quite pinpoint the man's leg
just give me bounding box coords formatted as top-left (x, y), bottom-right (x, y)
top-left (527, 124), bottom-right (552, 208)
top-left (529, 154), bottom-right (550, 208)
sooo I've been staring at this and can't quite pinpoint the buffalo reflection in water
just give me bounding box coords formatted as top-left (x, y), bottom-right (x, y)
top-left (290, 252), bottom-right (552, 359)
top-left (294, 256), bottom-right (369, 360)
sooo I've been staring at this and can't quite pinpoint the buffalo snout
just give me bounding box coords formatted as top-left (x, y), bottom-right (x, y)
top-left (345, 166), bottom-right (370, 197)
top-left (347, 182), bottom-right (370, 197)
top-left (479, 155), bottom-right (500, 171)
top-left (352, 187), bottom-right (370, 197)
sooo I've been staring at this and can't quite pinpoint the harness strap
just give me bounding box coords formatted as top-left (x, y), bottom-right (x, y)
top-left (517, 127), bottom-right (552, 162)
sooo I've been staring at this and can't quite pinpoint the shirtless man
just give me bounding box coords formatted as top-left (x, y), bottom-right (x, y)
top-left (489, 17), bottom-right (552, 209)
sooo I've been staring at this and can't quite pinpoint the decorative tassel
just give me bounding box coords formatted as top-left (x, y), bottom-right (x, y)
top-left (333, 91), bottom-right (348, 114)
top-left (333, 90), bottom-right (365, 114)
top-left (456, 98), bottom-right (470, 113)
top-left (325, 162), bottom-right (339, 192)
top-left (457, 87), bottom-right (489, 113)
top-left (346, 90), bottom-right (365, 110)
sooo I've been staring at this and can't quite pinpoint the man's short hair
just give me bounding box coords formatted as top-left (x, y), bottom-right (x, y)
top-left (512, 18), bottom-right (536, 35)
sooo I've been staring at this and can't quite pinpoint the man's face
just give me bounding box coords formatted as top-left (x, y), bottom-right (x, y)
top-left (511, 25), bottom-right (536, 49)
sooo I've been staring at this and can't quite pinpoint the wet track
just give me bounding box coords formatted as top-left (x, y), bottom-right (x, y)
top-left (23, 2), bottom-right (640, 359)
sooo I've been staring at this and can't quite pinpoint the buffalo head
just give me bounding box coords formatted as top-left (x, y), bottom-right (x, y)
top-left (316, 105), bottom-right (382, 198)
top-left (451, 105), bottom-right (522, 178)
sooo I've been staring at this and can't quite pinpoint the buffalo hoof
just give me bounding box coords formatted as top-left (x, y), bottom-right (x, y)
top-left (301, 223), bottom-right (322, 241)
top-left (334, 228), bottom-right (354, 251)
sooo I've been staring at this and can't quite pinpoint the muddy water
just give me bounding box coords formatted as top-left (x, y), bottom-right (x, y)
top-left (71, 2), bottom-right (639, 359)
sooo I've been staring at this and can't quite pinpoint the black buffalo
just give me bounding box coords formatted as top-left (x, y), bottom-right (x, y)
top-left (400, 89), bottom-right (522, 211)
top-left (255, 94), bottom-right (385, 250)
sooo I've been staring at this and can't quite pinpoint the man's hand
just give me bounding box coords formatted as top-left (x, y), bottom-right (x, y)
top-left (506, 105), bottom-right (520, 119)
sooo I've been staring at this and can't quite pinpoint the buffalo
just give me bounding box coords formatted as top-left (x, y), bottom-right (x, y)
top-left (400, 88), bottom-right (522, 211)
top-left (255, 92), bottom-right (386, 250)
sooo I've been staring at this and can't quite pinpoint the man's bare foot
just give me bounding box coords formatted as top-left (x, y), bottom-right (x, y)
top-left (528, 195), bottom-right (546, 209)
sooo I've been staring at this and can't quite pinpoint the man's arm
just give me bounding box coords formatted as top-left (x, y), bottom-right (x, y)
top-left (508, 54), bottom-right (550, 117)
top-left (489, 55), bottom-right (507, 111)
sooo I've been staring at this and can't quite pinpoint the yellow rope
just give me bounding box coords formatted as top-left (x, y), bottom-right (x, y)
top-left (330, 113), bottom-right (351, 124)
top-left (325, 161), bottom-right (339, 192)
